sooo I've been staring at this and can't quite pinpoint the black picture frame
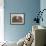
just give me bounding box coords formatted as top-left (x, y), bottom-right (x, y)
top-left (10, 13), bottom-right (25, 25)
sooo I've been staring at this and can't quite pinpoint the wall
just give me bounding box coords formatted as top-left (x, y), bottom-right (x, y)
top-left (40, 0), bottom-right (46, 27)
top-left (4, 0), bottom-right (40, 42)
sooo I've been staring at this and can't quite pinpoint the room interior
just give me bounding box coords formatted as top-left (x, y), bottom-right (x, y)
top-left (0, 0), bottom-right (46, 46)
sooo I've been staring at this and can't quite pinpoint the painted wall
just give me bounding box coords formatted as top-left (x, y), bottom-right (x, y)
top-left (4, 0), bottom-right (40, 42)
top-left (40, 0), bottom-right (46, 27)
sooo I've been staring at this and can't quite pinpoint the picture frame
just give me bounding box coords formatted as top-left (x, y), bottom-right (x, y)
top-left (10, 13), bottom-right (25, 25)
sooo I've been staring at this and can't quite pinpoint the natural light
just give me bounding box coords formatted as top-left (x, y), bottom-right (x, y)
top-left (0, 0), bottom-right (4, 43)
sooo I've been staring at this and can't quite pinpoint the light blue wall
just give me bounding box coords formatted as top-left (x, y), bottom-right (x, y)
top-left (40, 0), bottom-right (46, 27)
top-left (4, 0), bottom-right (40, 42)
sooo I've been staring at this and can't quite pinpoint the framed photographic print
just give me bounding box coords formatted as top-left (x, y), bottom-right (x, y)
top-left (10, 13), bottom-right (25, 25)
